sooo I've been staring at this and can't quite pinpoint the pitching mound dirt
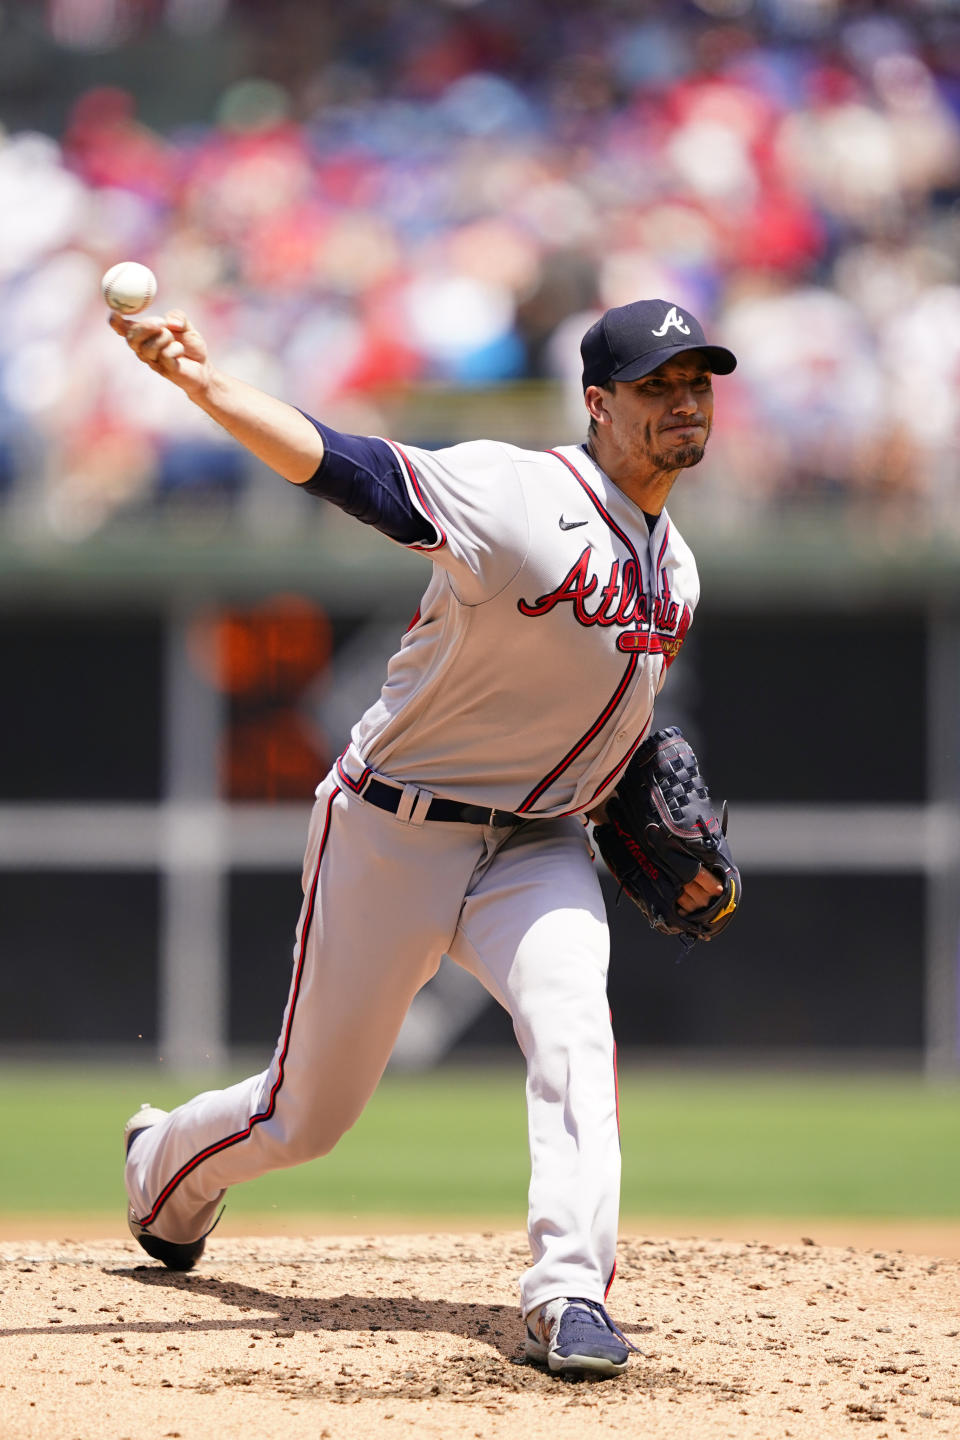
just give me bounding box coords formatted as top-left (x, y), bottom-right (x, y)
top-left (2, 1230), bottom-right (958, 1439)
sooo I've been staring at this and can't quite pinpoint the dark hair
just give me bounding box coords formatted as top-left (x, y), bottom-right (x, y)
top-left (587, 377), bottom-right (616, 439)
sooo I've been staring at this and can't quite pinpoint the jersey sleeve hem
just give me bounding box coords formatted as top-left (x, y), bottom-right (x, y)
top-left (382, 439), bottom-right (447, 552)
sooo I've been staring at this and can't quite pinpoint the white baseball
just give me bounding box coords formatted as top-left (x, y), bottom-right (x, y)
top-left (101, 261), bottom-right (158, 315)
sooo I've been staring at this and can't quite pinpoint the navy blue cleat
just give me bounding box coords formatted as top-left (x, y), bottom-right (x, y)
top-left (524, 1296), bottom-right (633, 1377)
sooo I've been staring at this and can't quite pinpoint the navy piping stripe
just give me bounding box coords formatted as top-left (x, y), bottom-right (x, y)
top-left (138, 785), bottom-right (340, 1228)
top-left (388, 440), bottom-right (447, 552)
top-left (516, 451), bottom-right (644, 814)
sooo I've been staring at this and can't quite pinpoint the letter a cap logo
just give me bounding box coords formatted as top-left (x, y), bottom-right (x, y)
top-left (580, 297), bottom-right (737, 390)
top-left (651, 305), bottom-right (691, 338)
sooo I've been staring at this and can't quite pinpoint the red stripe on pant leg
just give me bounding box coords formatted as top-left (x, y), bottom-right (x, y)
top-left (138, 786), bottom-right (339, 1228)
top-left (606, 1011), bottom-right (620, 1299)
top-left (612, 1018), bottom-right (621, 1139)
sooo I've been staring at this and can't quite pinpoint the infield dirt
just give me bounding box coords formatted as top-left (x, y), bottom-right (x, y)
top-left (2, 1229), bottom-right (959, 1439)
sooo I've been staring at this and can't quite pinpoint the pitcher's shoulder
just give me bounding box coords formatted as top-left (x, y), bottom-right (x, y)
top-left (411, 436), bottom-right (535, 475)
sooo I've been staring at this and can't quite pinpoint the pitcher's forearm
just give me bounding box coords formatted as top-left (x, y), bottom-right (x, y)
top-left (192, 369), bottom-right (325, 485)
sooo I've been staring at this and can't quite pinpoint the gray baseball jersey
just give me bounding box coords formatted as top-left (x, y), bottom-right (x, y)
top-left (348, 439), bottom-right (698, 815)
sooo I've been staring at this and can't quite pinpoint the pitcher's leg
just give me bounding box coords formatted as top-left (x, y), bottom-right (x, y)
top-left (126, 781), bottom-right (483, 1243)
top-left (449, 821), bottom-right (620, 1316)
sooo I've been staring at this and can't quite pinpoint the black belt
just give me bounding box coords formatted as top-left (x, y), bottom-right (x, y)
top-left (362, 776), bottom-right (522, 828)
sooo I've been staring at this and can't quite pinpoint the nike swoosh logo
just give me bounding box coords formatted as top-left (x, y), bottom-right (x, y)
top-left (559, 516), bottom-right (588, 530)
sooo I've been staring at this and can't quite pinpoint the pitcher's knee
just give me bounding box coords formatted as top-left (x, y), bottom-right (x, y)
top-left (515, 971), bottom-right (608, 1043)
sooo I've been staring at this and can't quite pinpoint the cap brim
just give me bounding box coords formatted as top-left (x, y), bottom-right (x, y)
top-left (611, 342), bottom-right (737, 381)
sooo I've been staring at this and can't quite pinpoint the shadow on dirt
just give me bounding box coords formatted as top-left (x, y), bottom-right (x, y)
top-left (0, 1263), bottom-right (695, 1402)
top-left (4, 1263), bottom-right (650, 1369)
top-left (126, 1265), bottom-right (525, 1359)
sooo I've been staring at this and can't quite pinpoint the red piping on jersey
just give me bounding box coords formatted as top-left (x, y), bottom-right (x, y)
top-left (520, 651), bottom-right (637, 814)
top-left (655, 526), bottom-right (670, 600)
top-left (335, 749), bottom-right (371, 795)
top-left (579, 716), bottom-right (653, 810)
top-left (516, 450), bottom-right (646, 814)
top-left (549, 726), bottom-right (651, 818)
top-left (389, 440), bottom-right (447, 552)
top-left (135, 785), bottom-right (339, 1230)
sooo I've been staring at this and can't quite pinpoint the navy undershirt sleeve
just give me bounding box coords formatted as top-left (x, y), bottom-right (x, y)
top-left (298, 415), bottom-right (435, 546)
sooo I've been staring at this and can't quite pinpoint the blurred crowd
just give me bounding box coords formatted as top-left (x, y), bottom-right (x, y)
top-left (1, 0), bottom-right (960, 539)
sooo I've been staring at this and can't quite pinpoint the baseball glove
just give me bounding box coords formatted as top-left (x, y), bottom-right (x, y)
top-left (593, 726), bottom-right (741, 945)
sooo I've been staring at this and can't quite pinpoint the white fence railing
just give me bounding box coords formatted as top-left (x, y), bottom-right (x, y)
top-left (1, 799), bottom-right (957, 1073)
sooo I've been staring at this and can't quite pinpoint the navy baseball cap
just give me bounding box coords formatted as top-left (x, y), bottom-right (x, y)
top-left (580, 299), bottom-right (737, 390)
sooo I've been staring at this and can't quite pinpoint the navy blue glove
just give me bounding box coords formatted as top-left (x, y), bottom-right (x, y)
top-left (593, 727), bottom-right (741, 944)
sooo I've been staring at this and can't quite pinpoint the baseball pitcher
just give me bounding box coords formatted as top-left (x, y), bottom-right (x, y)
top-left (115, 295), bottom-right (740, 1377)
